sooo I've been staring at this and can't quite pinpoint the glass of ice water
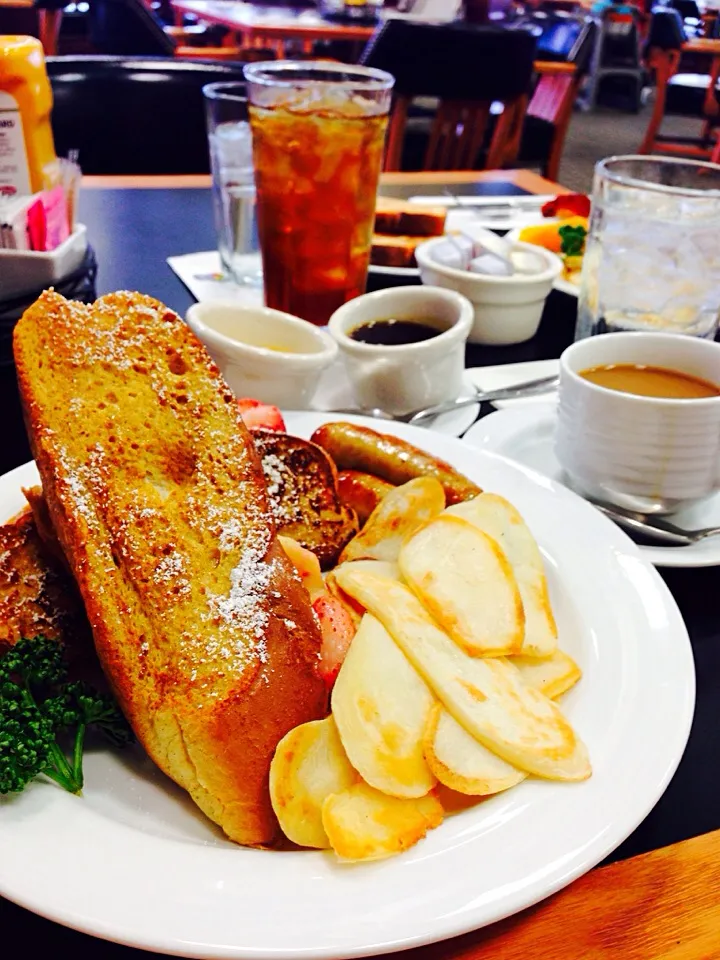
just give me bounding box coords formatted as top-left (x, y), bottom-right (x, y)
top-left (577, 156), bottom-right (720, 340)
top-left (203, 82), bottom-right (262, 288)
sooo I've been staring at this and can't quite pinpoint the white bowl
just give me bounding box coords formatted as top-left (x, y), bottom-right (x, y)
top-left (328, 285), bottom-right (473, 416)
top-left (185, 301), bottom-right (337, 409)
top-left (556, 332), bottom-right (720, 514)
top-left (415, 237), bottom-right (562, 345)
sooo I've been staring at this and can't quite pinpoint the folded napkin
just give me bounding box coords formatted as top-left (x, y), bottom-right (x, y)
top-left (167, 251), bottom-right (264, 306)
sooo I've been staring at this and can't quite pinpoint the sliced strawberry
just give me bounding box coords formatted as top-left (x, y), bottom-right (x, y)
top-left (237, 397), bottom-right (286, 432)
top-left (313, 593), bottom-right (357, 688)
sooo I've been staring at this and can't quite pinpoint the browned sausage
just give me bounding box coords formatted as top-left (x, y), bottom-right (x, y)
top-left (311, 422), bottom-right (481, 505)
top-left (337, 470), bottom-right (394, 526)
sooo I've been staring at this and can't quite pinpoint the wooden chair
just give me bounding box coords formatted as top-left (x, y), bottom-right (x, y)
top-left (361, 21), bottom-right (537, 171)
top-left (639, 8), bottom-right (720, 157)
top-left (517, 16), bottom-right (597, 180)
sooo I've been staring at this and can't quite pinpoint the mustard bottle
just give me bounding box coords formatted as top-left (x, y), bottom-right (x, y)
top-left (0, 35), bottom-right (58, 197)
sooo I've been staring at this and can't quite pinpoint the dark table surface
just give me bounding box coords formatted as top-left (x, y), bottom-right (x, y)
top-left (1, 183), bottom-right (719, 958)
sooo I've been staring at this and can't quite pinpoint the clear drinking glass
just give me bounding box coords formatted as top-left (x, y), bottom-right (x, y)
top-left (203, 82), bottom-right (262, 288)
top-left (244, 61), bottom-right (394, 326)
top-left (577, 156), bottom-right (720, 340)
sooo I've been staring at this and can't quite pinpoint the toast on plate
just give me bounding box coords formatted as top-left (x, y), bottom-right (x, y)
top-left (0, 507), bottom-right (96, 676)
top-left (371, 197), bottom-right (448, 269)
top-left (374, 197), bottom-right (447, 237)
top-left (13, 290), bottom-right (328, 847)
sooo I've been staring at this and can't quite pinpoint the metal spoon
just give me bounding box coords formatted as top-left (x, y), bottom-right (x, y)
top-left (409, 375), bottom-right (559, 425)
top-left (328, 375), bottom-right (558, 424)
top-left (592, 501), bottom-right (720, 546)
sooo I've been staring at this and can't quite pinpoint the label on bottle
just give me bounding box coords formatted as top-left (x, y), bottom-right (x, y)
top-left (0, 91), bottom-right (31, 198)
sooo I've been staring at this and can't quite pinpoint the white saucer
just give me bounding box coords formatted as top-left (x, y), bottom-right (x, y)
top-left (312, 362), bottom-right (480, 437)
top-left (464, 401), bottom-right (720, 568)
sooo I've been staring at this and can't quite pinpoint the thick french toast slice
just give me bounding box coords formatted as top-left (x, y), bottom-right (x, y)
top-left (252, 430), bottom-right (359, 569)
top-left (13, 290), bottom-right (327, 846)
top-left (0, 507), bottom-right (96, 674)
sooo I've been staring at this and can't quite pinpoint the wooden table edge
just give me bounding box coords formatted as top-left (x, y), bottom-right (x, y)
top-left (82, 170), bottom-right (570, 194)
top-left (411, 827), bottom-right (720, 960)
top-left (170, 0), bottom-right (377, 40)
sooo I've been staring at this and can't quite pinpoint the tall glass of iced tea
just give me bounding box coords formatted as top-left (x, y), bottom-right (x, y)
top-left (244, 61), bottom-right (394, 326)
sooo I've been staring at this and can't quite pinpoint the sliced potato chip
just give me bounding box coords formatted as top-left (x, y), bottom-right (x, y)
top-left (424, 704), bottom-right (526, 796)
top-left (447, 494), bottom-right (557, 657)
top-left (399, 514), bottom-right (524, 657)
top-left (321, 782), bottom-right (444, 861)
top-left (334, 568), bottom-right (590, 782)
top-left (332, 614), bottom-right (436, 798)
top-left (339, 477), bottom-right (445, 564)
top-left (509, 650), bottom-right (581, 700)
top-left (269, 716), bottom-right (356, 849)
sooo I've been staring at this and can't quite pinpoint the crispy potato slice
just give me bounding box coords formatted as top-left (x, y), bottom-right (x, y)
top-left (325, 560), bottom-right (401, 626)
top-left (509, 650), bottom-right (581, 700)
top-left (279, 535), bottom-right (325, 602)
top-left (447, 494), bottom-right (558, 657)
top-left (269, 716), bottom-right (357, 849)
top-left (423, 654), bottom-right (581, 796)
top-left (339, 477), bottom-right (445, 563)
top-left (332, 614), bottom-right (436, 798)
top-left (334, 568), bottom-right (590, 782)
top-left (322, 782), bottom-right (444, 861)
top-left (424, 704), bottom-right (526, 796)
top-left (399, 514), bottom-right (524, 657)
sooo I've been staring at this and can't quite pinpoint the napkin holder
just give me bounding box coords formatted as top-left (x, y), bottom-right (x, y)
top-left (0, 224), bottom-right (88, 301)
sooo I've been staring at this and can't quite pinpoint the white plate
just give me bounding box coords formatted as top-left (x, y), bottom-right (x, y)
top-left (0, 414), bottom-right (695, 959)
top-left (312, 364), bottom-right (480, 437)
top-left (465, 402), bottom-right (720, 568)
top-left (466, 359), bottom-right (559, 409)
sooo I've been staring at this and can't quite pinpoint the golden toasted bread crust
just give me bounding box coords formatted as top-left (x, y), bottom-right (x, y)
top-left (253, 430), bottom-right (359, 569)
top-left (0, 508), bottom-right (96, 674)
top-left (13, 290), bottom-right (327, 846)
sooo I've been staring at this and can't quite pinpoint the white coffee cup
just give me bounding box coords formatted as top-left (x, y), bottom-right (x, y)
top-left (328, 286), bottom-right (473, 416)
top-left (555, 332), bottom-right (720, 514)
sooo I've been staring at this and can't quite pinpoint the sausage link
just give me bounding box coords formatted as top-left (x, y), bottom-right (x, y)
top-left (311, 422), bottom-right (481, 505)
top-left (337, 470), bottom-right (394, 526)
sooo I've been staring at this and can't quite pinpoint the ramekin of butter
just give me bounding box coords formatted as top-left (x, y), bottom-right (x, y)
top-left (185, 301), bottom-right (338, 409)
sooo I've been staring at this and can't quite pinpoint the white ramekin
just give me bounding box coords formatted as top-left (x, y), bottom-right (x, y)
top-left (328, 286), bottom-right (473, 416)
top-left (185, 301), bottom-right (337, 408)
top-left (555, 332), bottom-right (720, 514)
top-left (415, 237), bottom-right (562, 346)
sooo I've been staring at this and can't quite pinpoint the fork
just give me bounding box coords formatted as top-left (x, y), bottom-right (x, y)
top-left (592, 502), bottom-right (720, 546)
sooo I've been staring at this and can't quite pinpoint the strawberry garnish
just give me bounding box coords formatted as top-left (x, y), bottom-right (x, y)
top-left (314, 594), bottom-right (357, 688)
top-left (237, 397), bottom-right (286, 432)
top-left (541, 193), bottom-right (591, 220)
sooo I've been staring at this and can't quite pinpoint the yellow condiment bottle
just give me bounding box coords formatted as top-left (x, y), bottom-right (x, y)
top-left (0, 35), bottom-right (58, 197)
